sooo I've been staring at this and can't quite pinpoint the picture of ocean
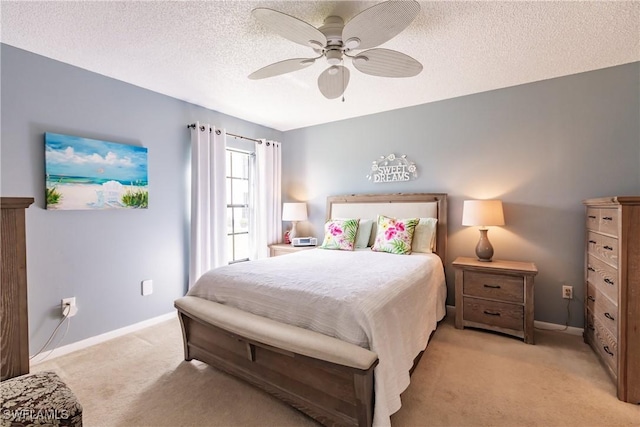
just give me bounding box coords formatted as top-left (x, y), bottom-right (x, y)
top-left (45, 133), bottom-right (148, 210)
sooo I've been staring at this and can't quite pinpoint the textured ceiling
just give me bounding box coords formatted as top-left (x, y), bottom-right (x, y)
top-left (2, 1), bottom-right (639, 131)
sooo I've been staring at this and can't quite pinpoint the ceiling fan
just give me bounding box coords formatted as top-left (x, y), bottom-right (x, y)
top-left (248, 0), bottom-right (423, 100)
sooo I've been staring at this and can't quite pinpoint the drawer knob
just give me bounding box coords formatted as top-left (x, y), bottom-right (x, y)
top-left (588, 215), bottom-right (597, 219)
top-left (588, 324), bottom-right (595, 331)
top-left (603, 345), bottom-right (614, 356)
top-left (604, 312), bottom-right (615, 321)
top-left (483, 284), bottom-right (501, 289)
top-left (603, 245), bottom-right (613, 251)
top-left (588, 240), bottom-right (597, 244)
top-left (587, 266), bottom-right (595, 272)
top-left (602, 216), bottom-right (613, 221)
top-left (483, 310), bottom-right (501, 317)
top-left (604, 278), bottom-right (614, 286)
top-left (587, 295), bottom-right (595, 302)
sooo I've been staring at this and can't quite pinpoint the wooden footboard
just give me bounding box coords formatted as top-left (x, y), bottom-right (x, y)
top-left (175, 297), bottom-right (378, 427)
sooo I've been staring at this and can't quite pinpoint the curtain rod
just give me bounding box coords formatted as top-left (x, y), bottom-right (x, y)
top-left (187, 123), bottom-right (261, 143)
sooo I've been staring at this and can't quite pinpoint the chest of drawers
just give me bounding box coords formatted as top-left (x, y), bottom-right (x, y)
top-left (583, 196), bottom-right (640, 404)
top-left (453, 257), bottom-right (538, 344)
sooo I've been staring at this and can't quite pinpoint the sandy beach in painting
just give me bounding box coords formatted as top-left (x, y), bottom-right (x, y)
top-left (47, 183), bottom-right (147, 210)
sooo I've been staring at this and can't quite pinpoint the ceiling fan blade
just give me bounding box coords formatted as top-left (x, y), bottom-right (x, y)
top-left (252, 8), bottom-right (327, 49)
top-left (318, 66), bottom-right (350, 99)
top-left (248, 58), bottom-right (316, 80)
top-left (352, 48), bottom-right (422, 78)
top-left (342, 1), bottom-right (420, 50)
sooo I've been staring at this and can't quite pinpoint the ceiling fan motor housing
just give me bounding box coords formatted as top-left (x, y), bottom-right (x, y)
top-left (319, 16), bottom-right (345, 47)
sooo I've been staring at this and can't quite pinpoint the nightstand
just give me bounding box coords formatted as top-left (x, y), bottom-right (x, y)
top-left (269, 243), bottom-right (316, 257)
top-left (453, 256), bottom-right (538, 344)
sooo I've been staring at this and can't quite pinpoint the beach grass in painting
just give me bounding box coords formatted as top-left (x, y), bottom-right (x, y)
top-left (45, 133), bottom-right (148, 210)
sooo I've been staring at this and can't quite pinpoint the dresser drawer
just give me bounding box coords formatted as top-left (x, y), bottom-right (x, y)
top-left (463, 271), bottom-right (524, 303)
top-left (587, 231), bottom-right (619, 267)
top-left (587, 255), bottom-right (618, 304)
top-left (463, 297), bottom-right (524, 331)
top-left (586, 282), bottom-right (596, 312)
top-left (599, 209), bottom-right (619, 236)
top-left (585, 308), bottom-right (595, 342)
top-left (586, 208), bottom-right (599, 231)
top-left (593, 317), bottom-right (618, 375)
top-left (594, 289), bottom-right (618, 337)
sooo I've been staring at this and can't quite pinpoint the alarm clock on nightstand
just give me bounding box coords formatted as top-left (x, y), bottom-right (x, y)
top-left (291, 237), bottom-right (317, 247)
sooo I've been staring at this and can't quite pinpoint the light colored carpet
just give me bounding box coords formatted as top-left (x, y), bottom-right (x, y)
top-left (32, 314), bottom-right (639, 426)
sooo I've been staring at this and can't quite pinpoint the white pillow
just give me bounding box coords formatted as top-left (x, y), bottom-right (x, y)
top-left (354, 219), bottom-right (374, 248)
top-left (412, 217), bottom-right (438, 253)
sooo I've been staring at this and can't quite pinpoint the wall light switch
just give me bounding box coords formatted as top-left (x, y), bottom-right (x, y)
top-left (142, 279), bottom-right (153, 296)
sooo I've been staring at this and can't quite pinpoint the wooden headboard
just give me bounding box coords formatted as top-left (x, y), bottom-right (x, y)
top-left (326, 193), bottom-right (448, 264)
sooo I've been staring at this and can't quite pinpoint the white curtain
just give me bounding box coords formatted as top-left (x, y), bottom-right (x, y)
top-left (189, 123), bottom-right (227, 288)
top-left (250, 139), bottom-right (282, 260)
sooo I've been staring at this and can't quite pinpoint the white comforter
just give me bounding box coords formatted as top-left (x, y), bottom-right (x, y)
top-left (188, 248), bottom-right (447, 426)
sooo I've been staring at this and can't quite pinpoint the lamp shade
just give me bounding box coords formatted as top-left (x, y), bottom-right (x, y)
top-left (462, 200), bottom-right (505, 227)
top-left (282, 202), bottom-right (308, 221)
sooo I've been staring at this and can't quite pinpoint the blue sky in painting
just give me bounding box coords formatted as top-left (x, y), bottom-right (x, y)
top-left (45, 133), bottom-right (148, 183)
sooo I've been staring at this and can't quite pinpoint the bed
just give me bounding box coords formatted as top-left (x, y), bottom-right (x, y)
top-left (174, 193), bottom-right (448, 426)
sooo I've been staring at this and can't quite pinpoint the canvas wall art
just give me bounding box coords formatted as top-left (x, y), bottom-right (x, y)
top-left (45, 133), bottom-right (148, 210)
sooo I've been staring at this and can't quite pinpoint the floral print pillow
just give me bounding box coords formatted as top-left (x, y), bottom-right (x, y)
top-left (319, 218), bottom-right (360, 251)
top-left (371, 215), bottom-right (419, 255)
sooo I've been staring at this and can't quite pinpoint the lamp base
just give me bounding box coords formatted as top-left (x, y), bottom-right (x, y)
top-left (288, 221), bottom-right (299, 244)
top-left (475, 228), bottom-right (494, 262)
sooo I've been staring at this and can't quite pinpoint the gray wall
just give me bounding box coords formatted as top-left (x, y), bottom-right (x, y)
top-left (0, 44), bottom-right (282, 352)
top-left (282, 62), bottom-right (640, 327)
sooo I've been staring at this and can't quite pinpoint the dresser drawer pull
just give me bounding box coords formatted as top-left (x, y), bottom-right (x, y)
top-left (588, 240), bottom-right (597, 244)
top-left (587, 295), bottom-right (595, 302)
top-left (603, 346), bottom-right (614, 356)
top-left (588, 215), bottom-right (597, 219)
top-left (588, 323), bottom-right (595, 331)
top-left (604, 278), bottom-right (614, 286)
top-left (587, 266), bottom-right (595, 272)
top-left (602, 216), bottom-right (613, 221)
top-left (604, 312), bottom-right (615, 321)
top-left (483, 284), bottom-right (501, 289)
top-left (603, 245), bottom-right (613, 251)
top-left (483, 310), bottom-right (501, 317)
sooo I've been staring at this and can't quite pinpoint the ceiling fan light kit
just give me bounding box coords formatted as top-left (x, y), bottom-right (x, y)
top-left (248, 0), bottom-right (423, 99)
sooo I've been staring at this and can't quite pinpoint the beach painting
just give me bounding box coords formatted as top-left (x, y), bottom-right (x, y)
top-left (45, 133), bottom-right (148, 210)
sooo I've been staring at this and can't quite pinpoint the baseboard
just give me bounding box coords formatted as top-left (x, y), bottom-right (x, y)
top-left (446, 305), bottom-right (583, 336)
top-left (533, 320), bottom-right (583, 336)
top-left (30, 311), bottom-right (176, 366)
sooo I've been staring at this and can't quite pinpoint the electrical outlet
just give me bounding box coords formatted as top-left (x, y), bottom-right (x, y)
top-left (562, 285), bottom-right (573, 299)
top-left (61, 297), bottom-right (78, 317)
top-left (142, 279), bottom-right (153, 296)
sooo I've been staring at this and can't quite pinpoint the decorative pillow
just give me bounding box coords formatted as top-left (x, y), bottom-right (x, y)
top-left (319, 218), bottom-right (360, 251)
top-left (371, 215), bottom-right (419, 255)
top-left (354, 219), bottom-right (374, 249)
top-left (412, 217), bottom-right (438, 253)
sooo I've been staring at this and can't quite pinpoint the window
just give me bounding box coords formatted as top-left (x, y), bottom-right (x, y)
top-left (226, 149), bottom-right (251, 263)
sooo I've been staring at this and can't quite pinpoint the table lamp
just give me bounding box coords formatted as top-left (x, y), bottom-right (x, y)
top-left (462, 200), bottom-right (505, 262)
top-left (282, 202), bottom-right (307, 243)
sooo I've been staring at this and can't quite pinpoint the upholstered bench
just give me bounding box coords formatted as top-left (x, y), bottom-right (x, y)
top-left (1, 371), bottom-right (82, 426)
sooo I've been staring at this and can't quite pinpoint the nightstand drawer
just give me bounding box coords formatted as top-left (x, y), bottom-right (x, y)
top-left (463, 271), bottom-right (523, 303)
top-left (463, 297), bottom-right (524, 331)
